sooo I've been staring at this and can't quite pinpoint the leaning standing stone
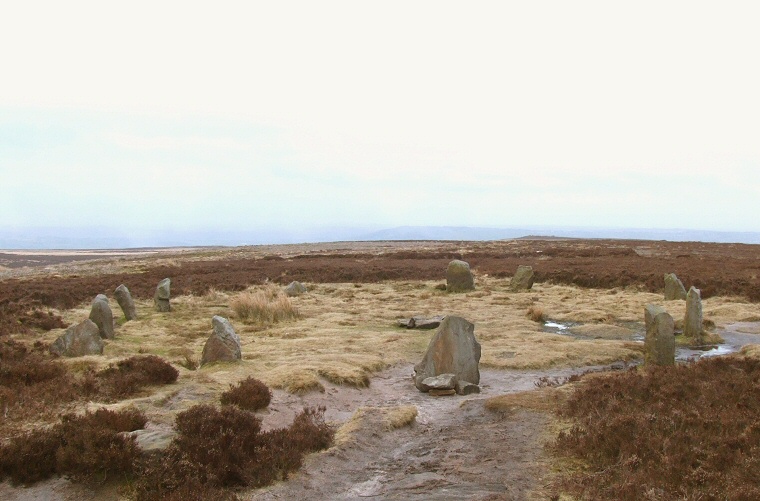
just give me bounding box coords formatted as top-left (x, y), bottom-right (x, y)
top-left (154, 278), bottom-right (171, 312)
top-left (510, 265), bottom-right (535, 291)
top-left (664, 273), bottom-right (688, 300)
top-left (644, 304), bottom-right (675, 366)
top-left (200, 316), bottom-right (242, 366)
top-left (114, 284), bottom-right (138, 321)
top-left (50, 319), bottom-right (104, 357)
top-left (683, 286), bottom-right (703, 344)
top-left (413, 316), bottom-right (481, 391)
top-left (446, 260), bottom-right (475, 292)
top-left (89, 294), bottom-right (115, 339)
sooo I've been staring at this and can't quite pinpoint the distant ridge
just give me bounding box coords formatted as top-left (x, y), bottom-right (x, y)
top-left (2, 225), bottom-right (760, 249)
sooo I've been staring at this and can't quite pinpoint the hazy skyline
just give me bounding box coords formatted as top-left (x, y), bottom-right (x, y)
top-left (2, 2), bottom-right (759, 247)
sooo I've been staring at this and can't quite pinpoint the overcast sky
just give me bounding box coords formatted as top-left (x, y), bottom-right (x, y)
top-left (1, 1), bottom-right (759, 242)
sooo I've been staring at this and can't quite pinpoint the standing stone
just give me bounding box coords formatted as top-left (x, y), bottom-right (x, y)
top-left (684, 286), bottom-right (704, 344)
top-left (89, 294), bottom-right (115, 339)
top-left (644, 304), bottom-right (675, 366)
top-left (284, 281), bottom-right (307, 297)
top-left (413, 316), bottom-right (481, 391)
top-left (114, 284), bottom-right (138, 321)
top-left (446, 260), bottom-right (475, 292)
top-left (154, 278), bottom-right (171, 312)
top-left (49, 319), bottom-right (104, 357)
top-left (664, 273), bottom-right (688, 300)
top-left (510, 265), bottom-right (535, 291)
top-left (200, 315), bottom-right (242, 366)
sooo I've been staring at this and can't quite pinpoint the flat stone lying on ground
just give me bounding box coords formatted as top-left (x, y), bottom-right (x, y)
top-left (421, 373), bottom-right (458, 391)
top-left (284, 281), bottom-right (307, 297)
top-left (644, 304), bottom-right (675, 366)
top-left (154, 278), bottom-right (171, 312)
top-left (89, 294), bottom-right (115, 339)
top-left (114, 284), bottom-right (138, 320)
top-left (684, 286), bottom-right (704, 344)
top-left (397, 315), bottom-right (445, 329)
top-left (200, 315), bottom-right (242, 366)
top-left (446, 260), bottom-right (475, 292)
top-left (510, 265), bottom-right (535, 291)
top-left (414, 315), bottom-right (481, 392)
top-left (664, 273), bottom-right (688, 300)
top-left (49, 319), bottom-right (104, 357)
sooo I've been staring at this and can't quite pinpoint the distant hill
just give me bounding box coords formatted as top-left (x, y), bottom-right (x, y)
top-left (2, 225), bottom-right (760, 249)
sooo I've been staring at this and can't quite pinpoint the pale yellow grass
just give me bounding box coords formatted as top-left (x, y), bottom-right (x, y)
top-left (230, 285), bottom-right (300, 325)
top-left (333, 405), bottom-right (418, 446)
top-left (43, 277), bottom-right (760, 416)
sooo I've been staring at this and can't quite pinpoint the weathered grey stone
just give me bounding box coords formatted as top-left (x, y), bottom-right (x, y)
top-left (154, 278), bottom-right (171, 312)
top-left (49, 319), bottom-right (104, 357)
top-left (664, 273), bottom-right (688, 300)
top-left (684, 286), bottom-right (703, 344)
top-left (114, 284), bottom-right (138, 321)
top-left (89, 294), bottom-right (115, 339)
top-left (510, 265), bottom-right (535, 291)
top-left (284, 281), bottom-right (307, 297)
top-left (446, 260), bottom-right (475, 292)
top-left (398, 315), bottom-right (445, 330)
top-left (413, 316), bottom-right (481, 391)
top-left (455, 380), bottom-right (480, 395)
top-left (644, 304), bottom-right (675, 366)
top-left (420, 373), bottom-right (458, 391)
top-left (200, 315), bottom-right (242, 366)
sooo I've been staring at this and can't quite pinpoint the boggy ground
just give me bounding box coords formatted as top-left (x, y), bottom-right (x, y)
top-left (1, 238), bottom-right (760, 500)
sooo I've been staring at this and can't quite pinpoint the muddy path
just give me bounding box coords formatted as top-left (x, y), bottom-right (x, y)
top-left (248, 364), bottom-right (605, 500)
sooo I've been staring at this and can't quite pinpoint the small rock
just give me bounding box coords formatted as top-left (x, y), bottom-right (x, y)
top-left (446, 260), bottom-right (475, 292)
top-left (89, 294), bottom-right (115, 339)
top-left (455, 380), bottom-right (480, 395)
top-left (49, 319), bottom-right (104, 357)
top-left (154, 278), bottom-right (171, 312)
top-left (510, 265), bottom-right (535, 291)
top-left (284, 281), bottom-right (307, 297)
top-left (664, 273), bottom-right (688, 300)
top-left (398, 315), bottom-right (445, 330)
top-left (114, 284), bottom-right (138, 321)
top-left (421, 373), bottom-right (458, 391)
top-left (200, 315), bottom-right (242, 366)
top-left (429, 389), bottom-right (456, 396)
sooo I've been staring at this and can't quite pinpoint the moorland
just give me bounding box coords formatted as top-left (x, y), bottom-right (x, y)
top-left (1, 238), bottom-right (759, 500)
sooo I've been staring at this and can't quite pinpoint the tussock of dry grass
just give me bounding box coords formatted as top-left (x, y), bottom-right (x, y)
top-left (526, 305), bottom-right (546, 323)
top-left (334, 405), bottom-right (418, 446)
top-left (230, 286), bottom-right (300, 325)
top-left (486, 386), bottom-right (572, 415)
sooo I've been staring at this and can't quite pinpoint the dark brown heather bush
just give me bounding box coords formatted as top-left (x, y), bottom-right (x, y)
top-left (0, 408), bottom-right (146, 485)
top-left (220, 376), bottom-right (272, 411)
top-left (133, 404), bottom-right (334, 501)
top-left (554, 357), bottom-right (760, 500)
top-left (97, 355), bottom-right (179, 399)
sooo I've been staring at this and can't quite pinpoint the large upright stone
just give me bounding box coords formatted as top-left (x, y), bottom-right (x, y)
top-left (664, 273), bottom-right (687, 300)
top-left (446, 260), bottom-right (475, 292)
top-left (114, 284), bottom-right (138, 321)
top-left (413, 316), bottom-right (481, 391)
top-left (154, 278), bottom-right (171, 312)
top-left (49, 319), bottom-right (104, 357)
top-left (510, 265), bottom-right (535, 291)
top-left (89, 294), bottom-right (115, 339)
top-left (644, 304), bottom-right (675, 366)
top-left (284, 281), bottom-right (307, 297)
top-left (684, 286), bottom-right (703, 344)
top-left (200, 316), bottom-right (242, 366)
